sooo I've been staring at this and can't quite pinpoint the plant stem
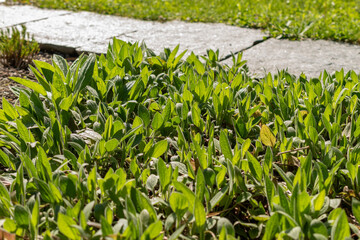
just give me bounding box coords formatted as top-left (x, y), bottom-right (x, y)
top-left (276, 146), bottom-right (310, 157)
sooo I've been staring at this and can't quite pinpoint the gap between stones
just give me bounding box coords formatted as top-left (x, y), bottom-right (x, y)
top-left (219, 36), bottom-right (271, 62)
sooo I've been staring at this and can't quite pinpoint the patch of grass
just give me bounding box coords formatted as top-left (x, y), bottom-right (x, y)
top-left (0, 25), bottom-right (39, 69)
top-left (15, 0), bottom-right (360, 43)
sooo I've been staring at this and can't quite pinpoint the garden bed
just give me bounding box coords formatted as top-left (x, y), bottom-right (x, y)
top-left (1, 40), bottom-right (360, 239)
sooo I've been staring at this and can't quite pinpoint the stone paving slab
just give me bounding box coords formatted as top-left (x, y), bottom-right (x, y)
top-left (0, 5), bottom-right (69, 28)
top-left (2, 5), bottom-right (360, 77)
top-left (238, 38), bottom-right (360, 77)
top-left (23, 9), bottom-right (267, 56)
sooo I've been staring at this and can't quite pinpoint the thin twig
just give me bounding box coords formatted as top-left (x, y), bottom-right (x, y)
top-left (87, 221), bottom-right (101, 229)
top-left (276, 146), bottom-right (310, 157)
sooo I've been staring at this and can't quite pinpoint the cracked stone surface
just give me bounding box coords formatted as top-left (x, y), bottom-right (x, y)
top-left (239, 38), bottom-right (360, 77)
top-left (0, 5), bottom-right (69, 28)
top-left (22, 8), bottom-right (267, 56)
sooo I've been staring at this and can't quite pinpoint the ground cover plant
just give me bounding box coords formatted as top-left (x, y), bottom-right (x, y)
top-left (1, 39), bottom-right (360, 239)
top-left (13, 0), bottom-right (360, 44)
top-left (0, 25), bottom-right (39, 69)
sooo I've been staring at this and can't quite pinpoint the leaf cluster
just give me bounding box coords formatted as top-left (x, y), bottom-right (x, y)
top-left (0, 39), bottom-right (360, 239)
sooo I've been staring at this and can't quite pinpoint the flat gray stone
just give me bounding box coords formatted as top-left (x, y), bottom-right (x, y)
top-left (2, 5), bottom-right (360, 77)
top-left (239, 38), bottom-right (360, 77)
top-left (23, 10), bottom-right (266, 56)
top-left (118, 21), bottom-right (266, 57)
top-left (0, 5), bottom-right (69, 28)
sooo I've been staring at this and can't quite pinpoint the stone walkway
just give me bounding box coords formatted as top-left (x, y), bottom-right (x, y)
top-left (1, 4), bottom-right (360, 77)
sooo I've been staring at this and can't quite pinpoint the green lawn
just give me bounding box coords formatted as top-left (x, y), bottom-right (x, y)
top-left (17, 0), bottom-right (360, 43)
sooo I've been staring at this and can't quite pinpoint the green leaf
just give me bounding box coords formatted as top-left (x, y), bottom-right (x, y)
top-left (308, 126), bottom-right (318, 143)
top-left (194, 57), bottom-right (205, 75)
top-left (157, 158), bottom-right (171, 191)
top-left (194, 198), bottom-right (206, 230)
top-left (14, 205), bottom-right (30, 228)
top-left (152, 112), bottom-right (164, 130)
top-left (101, 216), bottom-right (113, 237)
top-left (313, 189), bottom-right (326, 212)
top-left (264, 175), bottom-right (274, 210)
top-left (310, 220), bottom-right (328, 238)
top-left (264, 147), bottom-right (273, 174)
top-left (87, 167), bottom-right (97, 199)
top-left (0, 181), bottom-right (10, 202)
top-left (216, 166), bottom-right (227, 188)
top-left (31, 199), bottom-right (39, 231)
top-left (352, 198), bottom-right (360, 224)
top-left (193, 140), bottom-right (207, 169)
top-left (141, 221), bottom-right (162, 240)
top-left (73, 54), bottom-right (96, 94)
top-left (152, 140), bottom-right (168, 158)
top-left (209, 185), bottom-right (229, 210)
top-left (49, 182), bottom-right (63, 203)
top-left (168, 225), bottom-right (185, 240)
top-left (217, 218), bottom-right (235, 236)
top-left (52, 70), bottom-right (66, 99)
top-left (260, 125), bottom-right (276, 147)
top-left (274, 163), bottom-right (293, 191)
top-left (246, 152), bottom-right (262, 182)
top-left (58, 213), bottom-right (80, 240)
top-left (37, 146), bottom-right (52, 182)
top-left (52, 54), bottom-right (68, 77)
top-left (173, 181), bottom-right (196, 211)
top-left (0, 149), bottom-right (15, 170)
top-left (264, 87), bottom-right (273, 102)
top-left (28, 64), bottom-right (51, 92)
top-left (331, 210), bottom-right (350, 240)
top-left (136, 189), bottom-right (158, 222)
top-left (167, 45), bottom-right (179, 69)
top-left (35, 179), bottom-right (55, 204)
top-left (10, 77), bottom-right (47, 96)
top-left (195, 170), bottom-right (205, 201)
top-left (105, 138), bottom-right (119, 152)
top-left (169, 192), bottom-right (189, 218)
top-left (59, 94), bottom-right (73, 111)
top-left (220, 130), bottom-right (233, 161)
top-left (3, 218), bottom-right (17, 233)
top-left (16, 119), bottom-right (34, 143)
top-left (191, 103), bottom-right (204, 131)
top-left (138, 104), bottom-right (150, 127)
top-left (2, 97), bottom-right (19, 119)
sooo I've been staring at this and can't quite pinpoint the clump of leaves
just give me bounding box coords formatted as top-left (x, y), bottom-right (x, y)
top-left (0, 25), bottom-right (39, 69)
top-left (0, 39), bottom-right (360, 239)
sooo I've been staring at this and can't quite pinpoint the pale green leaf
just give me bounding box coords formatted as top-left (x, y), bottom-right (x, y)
top-left (260, 125), bottom-right (276, 147)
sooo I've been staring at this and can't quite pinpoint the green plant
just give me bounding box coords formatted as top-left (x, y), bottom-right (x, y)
top-left (0, 25), bottom-right (39, 69)
top-left (0, 39), bottom-right (360, 239)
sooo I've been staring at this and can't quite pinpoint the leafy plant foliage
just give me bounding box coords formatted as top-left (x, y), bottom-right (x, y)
top-left (0, 39), bottom-right (360, 239)
top-left (0, 25), bottom-right (39, 69)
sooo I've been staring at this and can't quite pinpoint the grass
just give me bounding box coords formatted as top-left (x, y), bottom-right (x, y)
top-left (0, 25), bottom-right (39, 69)
top-left (15, 0), bottom-right (360, 43)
